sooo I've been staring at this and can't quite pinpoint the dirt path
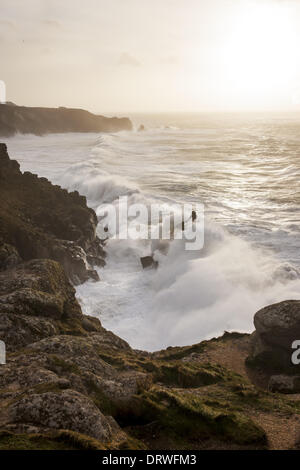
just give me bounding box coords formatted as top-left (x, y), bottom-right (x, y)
top-left (189, 334), bottom-right (300, 449)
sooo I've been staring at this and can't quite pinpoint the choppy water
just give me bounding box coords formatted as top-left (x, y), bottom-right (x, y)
top-left (5, 112), bottom-right (300, 350)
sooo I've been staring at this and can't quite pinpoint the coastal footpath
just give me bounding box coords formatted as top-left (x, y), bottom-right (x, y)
top-left (1, 143), bottom-right (300, 450)
top-left (0, 104), bottom-right (132, 137)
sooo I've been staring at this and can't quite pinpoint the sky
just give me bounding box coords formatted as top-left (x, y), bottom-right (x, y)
top-left (1, 0), bottom-right (300, 113)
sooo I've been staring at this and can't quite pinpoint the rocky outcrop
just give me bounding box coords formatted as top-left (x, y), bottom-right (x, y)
top-left (0, 255), bottom-right (148, 447)
top-left (0, 143), bottom-right (105, 284)
top-left (247, 301), bottom-right (300, 392)
top-left (140, 255), bottom-right (158, 269)
top-left (0, 258), bottom-right (299, 450)
top-left (10, 390), bottom-right (114, 441)
top-left (0, 104), bottom-right (132, 137)
top-left (268, 375), bottom-right (300, 393)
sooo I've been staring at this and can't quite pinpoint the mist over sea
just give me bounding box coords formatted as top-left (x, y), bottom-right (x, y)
top-left (6, 112), bottom-right (300, 350)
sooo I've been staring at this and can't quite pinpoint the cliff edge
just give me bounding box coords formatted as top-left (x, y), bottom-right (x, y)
top-left (0, 143), bottom-right (105, 284)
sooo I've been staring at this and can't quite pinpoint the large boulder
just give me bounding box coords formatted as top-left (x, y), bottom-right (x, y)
top-left (247, 301), bottom-right (300, 390)
top-left (254, 300), bottom-right (300, 349)
top-left (0, 243), bottom-right (21, 271)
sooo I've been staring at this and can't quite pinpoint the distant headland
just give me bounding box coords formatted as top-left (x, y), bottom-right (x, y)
top-left (0, 103), bottom-right (132, 137)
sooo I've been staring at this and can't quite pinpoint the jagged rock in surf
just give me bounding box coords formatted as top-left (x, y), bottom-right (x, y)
top-left (140, 255), bottom-right (158, 269)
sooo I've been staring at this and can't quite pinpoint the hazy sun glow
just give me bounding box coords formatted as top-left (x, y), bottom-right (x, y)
top-left (1, 0), bottom-right (300, 112)
top-left (221, 2), bottom-right (299, 108)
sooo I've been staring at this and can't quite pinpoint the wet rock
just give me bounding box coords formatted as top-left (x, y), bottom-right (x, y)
top-left (0, 259), bottom-right (81, 319)
top-left (254, 300), bottom-right (300, 348)
top-left (140, 256), bottom-right (158, 269)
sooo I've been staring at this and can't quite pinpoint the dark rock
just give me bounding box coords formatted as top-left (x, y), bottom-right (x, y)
top-left (140, 256), bottom-right (158, 269)
top-left (0, 243), bottom-right (21, 270)
top-left (0, 144), bottom-right (293, 449)
top-left (10, 390), bottom-right (115, 441)
top-left (0, 259), bottom-right (101, 350)
top-left (254, 300), bottom-right (300, 349)
top-left (247, 301), bottom-right (300, 381)
top-left (268, 375), bottom-right (300, 393)
top-left (0, 104), bottom-right (132, 137)
top-left (0, 145), bottom-right (152, 448)
top-left (138, 124), bottom-right (145, 132)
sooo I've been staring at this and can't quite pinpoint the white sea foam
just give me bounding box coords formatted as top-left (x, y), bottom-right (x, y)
top-left (5, 113), bottom-right (300, 350)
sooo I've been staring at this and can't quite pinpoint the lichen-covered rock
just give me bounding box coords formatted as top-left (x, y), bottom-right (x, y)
top-left (9, 390), bottom-right (114, 441)
top-left (0, 243), bottom-right (21, 271)
top-left (268, 375), bottom-right (300, 393)
top-left (0, 259), bottom-right (103, 350)
top-left (0, 312), bottom-right (60, 351)
top-left (2, 145), bottom-right (300, 450)
top-left (248, 301), bottom-right (300, 376)
top-left (0, 104), bottom-right (132, 137)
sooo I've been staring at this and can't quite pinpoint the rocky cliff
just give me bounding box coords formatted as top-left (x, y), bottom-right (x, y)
top-left (0, 104), bottom-right (132, 137)
top-left (0, 143), bottom-right (105, 284)
top-left (1, 144), bottom-right (300, 450)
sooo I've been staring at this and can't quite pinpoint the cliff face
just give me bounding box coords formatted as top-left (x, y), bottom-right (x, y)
top-left (1, 145), bottom-right (300, 450)
top-left (0, 143), bottom-right (105, 284)
top-left (0, 104), bottom-right (132, 137)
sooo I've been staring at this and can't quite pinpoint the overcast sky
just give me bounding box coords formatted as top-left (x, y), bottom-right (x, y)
top-left (1, 0), bottom-right (300, 113)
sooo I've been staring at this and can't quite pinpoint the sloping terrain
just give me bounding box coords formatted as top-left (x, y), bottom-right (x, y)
top-left (0, 143), bottom-right (300, 450)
